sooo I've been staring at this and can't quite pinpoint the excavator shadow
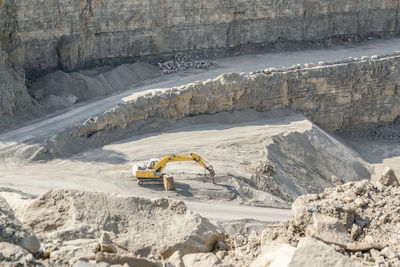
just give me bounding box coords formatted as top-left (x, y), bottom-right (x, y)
top-left (139, 181), bottom-right (194, 197)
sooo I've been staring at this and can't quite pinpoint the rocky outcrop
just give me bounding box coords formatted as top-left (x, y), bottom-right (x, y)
top-left (259, 179), bottom-right (400, 266)
top-left (0, 52), bottom-right (33, 117)
top-left (223, 178), bottom-right (400, 266)
top-left (1, 0), bottom-right (399, 76)
top-left (37, 53), bottom-right (400, 160)
top-left (21, 190), bottom-right (223, 264)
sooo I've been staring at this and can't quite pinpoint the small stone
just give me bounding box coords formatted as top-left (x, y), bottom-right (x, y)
top-left (381, 247), bottom-right (398, 260)
top-left (331, 175), bottom-right (344, 186)
top-left (379, 167), bottom-right (399, 187)
top-left (99, 233), bottom-right (117, 254)
top-left (24, 253), bottom-right (34, 263)
top-left (371, 55), bottom-right (379, 60)
top-left (361, 56), bottom-right (369, 61)
top-left (354, 198), bottom-right (367, 207)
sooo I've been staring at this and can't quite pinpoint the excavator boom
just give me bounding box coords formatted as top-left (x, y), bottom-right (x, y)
top-left (133, 153), bottom-right (215, 184)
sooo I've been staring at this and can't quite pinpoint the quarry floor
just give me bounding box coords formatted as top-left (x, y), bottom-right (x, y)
top-left (2, 38), bottom-right (400, 225)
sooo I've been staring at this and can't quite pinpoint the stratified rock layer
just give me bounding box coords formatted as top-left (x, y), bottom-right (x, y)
top-left (38, 54), bottom-right (400, 160)
top-left (0, 0), bottom-right (399, 75)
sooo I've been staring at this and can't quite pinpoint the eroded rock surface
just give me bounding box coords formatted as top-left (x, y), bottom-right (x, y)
top-left (1, 0), bottom-right (399, 75)
top-left (20, 190), bottom-right (223, 264)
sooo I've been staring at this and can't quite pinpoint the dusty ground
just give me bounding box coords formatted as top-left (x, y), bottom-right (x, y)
top-left (2, 108), bottom-right (395, 222)
top-left (1, 38), bottom-right (400, 229)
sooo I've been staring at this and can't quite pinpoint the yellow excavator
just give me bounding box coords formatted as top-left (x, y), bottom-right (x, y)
top-left (132, 153), bottom-right (215, 187)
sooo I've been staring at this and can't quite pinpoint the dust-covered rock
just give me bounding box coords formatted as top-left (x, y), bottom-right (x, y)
top-left (288, 237), bottom-right (364, 267)
top-left (0, 196), bottom-right (41, 254)
top-left (250, 242), bottom-right (295, 267)
top-left (378, 167), bottom-right (399, 186)
top-left (21, 190), bottom-right (223, 263)
top-left (182, 253), bottom-right (221, 267)
top-left (260, 180), bottom-right (400, 266)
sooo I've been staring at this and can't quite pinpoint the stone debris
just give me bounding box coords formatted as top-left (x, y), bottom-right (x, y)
top-left (222, 179), bottom-right (400, 266)
top-left (378, 167), bottom-right (399, 186)
top-left (15, 189), bottom-right (223, 265)
top-left (158, 55), bottom-right (212, 75)
top-left (98, 232), bottom-right (117, 254)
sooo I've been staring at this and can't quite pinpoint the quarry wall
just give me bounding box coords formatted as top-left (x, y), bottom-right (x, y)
top-left (0, 0), bottom-right (399, 76)
top-left (0, 52), bottom-right (33, 117)
top-left (40, 53), bottom-right (400, 159)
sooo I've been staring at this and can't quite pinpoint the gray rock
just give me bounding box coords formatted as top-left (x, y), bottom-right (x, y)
top-left (251, 242), bottom-right (295, 267)
top-left (22, 190), bottom-right (223, 259)
top-left (98, 232), bottom-right (117, 253)
top-left (380, 247), bottom-right (398, 260)
top-left (288, 237), bottom-right (364, 267)
top-left (95, 252), bottom-right (158, 267)
top-left (306, 213), bottom-right (352, 246)
top-left (182, 253), bottom-right (221, 267)
top-left (379, 167), bottom-right (399, 186)
top-left (167, 250), bottom-right (184, 267)
top-left (0, 242), bottom-right (29, 263)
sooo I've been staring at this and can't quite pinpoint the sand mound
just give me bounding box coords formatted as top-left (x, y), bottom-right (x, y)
top-left (29, 62), bottom-right (160, 110)
top-left (20, 190), bottom-right (222, 264)
top-left (253, 125), bottom-right (373, 201)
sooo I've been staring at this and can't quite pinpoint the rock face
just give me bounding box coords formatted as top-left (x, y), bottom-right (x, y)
top-left (0, 0), bottom-right (399, 76)
top-left (0, 52), bottom-right (33, 117)
top-left (36, 53), bottom-right (400, 160)
top-left (21, 190), bottom-right (223, 263)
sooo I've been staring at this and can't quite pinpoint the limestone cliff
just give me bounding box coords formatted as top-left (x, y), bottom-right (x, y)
top-left (40, 53), bottom-right (400, 159)
top-left (1, 0), bottom-right (399, 76)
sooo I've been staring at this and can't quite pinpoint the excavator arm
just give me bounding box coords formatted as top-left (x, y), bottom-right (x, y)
top-left (134, 153), bottom-right (215, 183)
top-left (153, 153), bottom-right (215, 183)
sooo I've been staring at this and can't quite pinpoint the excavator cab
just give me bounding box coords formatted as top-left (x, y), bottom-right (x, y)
top-left (148, 159), bottom-right (159, 169)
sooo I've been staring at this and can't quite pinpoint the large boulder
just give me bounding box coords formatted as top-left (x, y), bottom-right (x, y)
top-left (288, 237), bottom-right (364, 267)
top-left (182, 253), bottom-right (221, 267)
top-left (306, 213), bottom-right (352, 246)
top-left (250, 242), bottom-right (296, 267)
top-left (22, 190), bottom-right (223, 260)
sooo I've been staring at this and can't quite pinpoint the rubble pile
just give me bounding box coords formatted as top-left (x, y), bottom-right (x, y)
top-left (226, 172), bottom-right (400, 266)
top-left (0, 190), bottom-right (223, 266)
top-left (158, 55), bottom-right (212, 74)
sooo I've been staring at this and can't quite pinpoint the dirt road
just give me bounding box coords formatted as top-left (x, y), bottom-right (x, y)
top-left (2, 38), bottom-right (400, 222)
top-left (2, 37), bottom-right (400, 144)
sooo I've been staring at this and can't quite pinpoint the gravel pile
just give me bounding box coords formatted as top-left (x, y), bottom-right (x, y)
top-left (158, 55), bottom-right (212, 74)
